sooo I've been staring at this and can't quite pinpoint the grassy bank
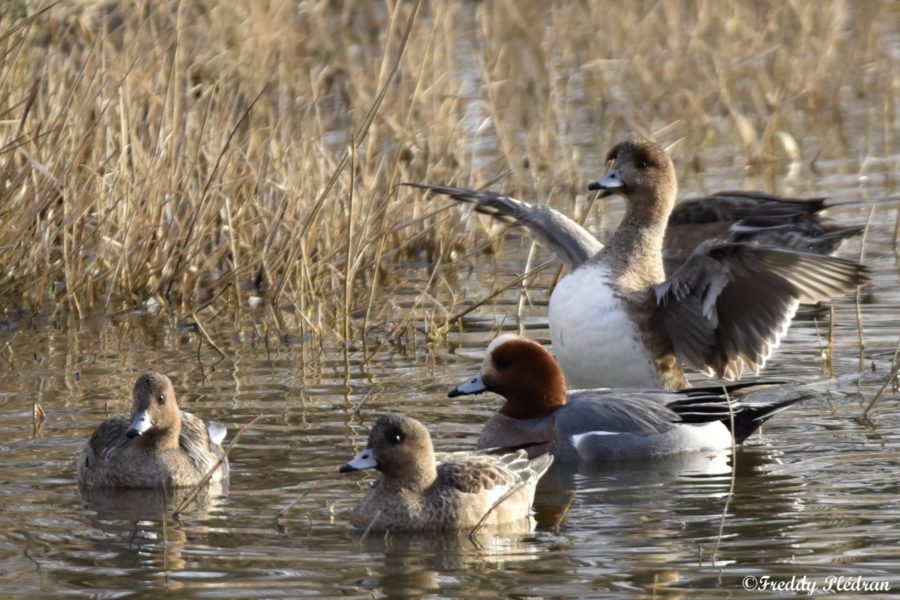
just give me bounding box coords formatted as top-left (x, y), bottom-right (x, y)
top-left (0, 0), bottom-right (895, 345)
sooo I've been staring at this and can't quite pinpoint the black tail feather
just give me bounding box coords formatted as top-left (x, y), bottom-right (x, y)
top-left (666, 383), bottom-right (807, 444)
top-left (728, 394), bottom-right (807, 444)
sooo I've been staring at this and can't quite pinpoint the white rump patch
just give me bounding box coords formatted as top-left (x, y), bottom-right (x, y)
top-left (206, 421), bottom-right (227, 445)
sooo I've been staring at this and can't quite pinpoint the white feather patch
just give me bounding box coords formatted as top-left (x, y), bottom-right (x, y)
top-left (550, 264), bottom-right (661, 388)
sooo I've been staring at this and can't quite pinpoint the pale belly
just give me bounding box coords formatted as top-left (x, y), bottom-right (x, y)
top-left (549, 265), bottom-right (662, 389)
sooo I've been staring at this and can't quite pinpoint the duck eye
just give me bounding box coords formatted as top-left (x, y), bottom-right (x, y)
top-left (389, 433), bottom-right (403, 445)
top-left (637, 160), bottom-right (649, 169)
top-left (495, 356), bottom-right (512, 369)
top-left (158, 394), bottom-right (166, 405)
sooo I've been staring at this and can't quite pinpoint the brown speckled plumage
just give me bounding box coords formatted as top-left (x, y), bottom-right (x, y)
top-left (343, 414), bottom-right (552, 531)
top-left (78, 372), bottom-right (228, 488)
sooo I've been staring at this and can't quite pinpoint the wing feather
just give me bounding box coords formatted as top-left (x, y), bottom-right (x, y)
top-left (402, 183), bottom-right (602, 270)
top-left (658, 242), bottom-right (868, 379)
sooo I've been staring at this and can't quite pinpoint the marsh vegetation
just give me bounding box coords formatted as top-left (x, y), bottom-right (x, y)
top-left (0, 0), bottom-right (895, 350)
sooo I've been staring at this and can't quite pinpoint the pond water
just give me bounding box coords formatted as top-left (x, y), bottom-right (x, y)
top-left (0, 182), bottom-right (898, 598)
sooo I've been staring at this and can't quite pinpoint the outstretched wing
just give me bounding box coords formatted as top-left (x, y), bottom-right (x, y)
top-left (663, 191), bottom-right (845, 263)
top-left (669, 191), bottom-right (827, 225)
top-left (727, 215), bottom-right (864, 255)
top-left (403, 183), bottom-right (602, 270)
top-left (656, 241), bottom-right (868, 379)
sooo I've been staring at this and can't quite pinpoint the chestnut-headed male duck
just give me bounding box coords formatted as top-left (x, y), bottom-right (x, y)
top-left (449, 335), bottom-right (811, 462)
top-left (407, 139), bottom-right (868, 390)
top-left (78, 372), bottom-right (228, 488)
top-left (340, 413), bottom-right (553, 531)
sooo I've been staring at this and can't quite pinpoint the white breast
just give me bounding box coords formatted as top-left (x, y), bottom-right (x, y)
top-left (549, 264), bottom-right (661, 389)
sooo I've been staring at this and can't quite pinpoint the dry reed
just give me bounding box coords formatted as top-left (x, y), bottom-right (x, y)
top-left (0, 1), bottom-right (894, 348)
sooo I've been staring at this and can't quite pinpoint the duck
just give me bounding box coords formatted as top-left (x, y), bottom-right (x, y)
top-left (78, 372), bottom-right (229, 488)
top-left (448, 334), bottom-right (812, 462)
top-left (339, 413), bottom-right (553, 531)
top-left (406, 138), bottom-right (869, 390)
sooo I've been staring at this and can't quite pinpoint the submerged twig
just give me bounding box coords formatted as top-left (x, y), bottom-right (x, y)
top-left (862, 336), bottom-right (900, 418)
top-left (173, 415), bottom-right (259, 517)
top-left (553, 491), bottom-right (576, 533)
top-left (32, 403), bottom-right (45, 437)
top-left (710, 386), bottom-right (738, 567)
top-left (359, 510), bottom-right (383, 543)
top-left (274, 490), bottom-right (312, 524)
top-left (352, 389), bottom-right (375, 416)
top-left (468, 481), bottom-right (526, 541)
top-left (855, 204), bottom-right (875, 371)
top-left (1, 332), bottom-right (18, 363)
top-left (161, 479), bottom-right (169, 572)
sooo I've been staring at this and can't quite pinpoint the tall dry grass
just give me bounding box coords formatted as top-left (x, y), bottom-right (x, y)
top-left (0, 0), bottom-right (895, 346)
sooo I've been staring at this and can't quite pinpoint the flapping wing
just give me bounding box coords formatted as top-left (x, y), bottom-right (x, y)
top-left (728, 216), bottom-right (864, 255)
top-left (403, 183), bottom-right (602, 270)
top-left (669, 191), bottom-right (826, 225)
top-left (656, 241), bottom-right (869, 380)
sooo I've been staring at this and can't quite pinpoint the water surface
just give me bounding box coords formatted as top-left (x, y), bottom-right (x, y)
top-left (1, 186), bottom-right (898, 598)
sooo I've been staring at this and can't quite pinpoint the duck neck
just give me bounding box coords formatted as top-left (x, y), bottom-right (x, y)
top-left (499, 374), bottom-right (567, 420)
top-left (383, 456), bottom-right (438, 493)
top-left (604, 199), bottom-right (670, 286)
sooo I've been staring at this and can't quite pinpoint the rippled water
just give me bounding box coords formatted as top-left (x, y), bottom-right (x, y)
top-left (0, 185), bottom-right (898, 597)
